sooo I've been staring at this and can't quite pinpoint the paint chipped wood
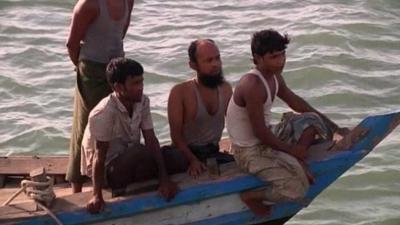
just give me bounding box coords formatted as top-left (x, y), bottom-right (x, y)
top-left (0, 156), bottom-right (68, 175)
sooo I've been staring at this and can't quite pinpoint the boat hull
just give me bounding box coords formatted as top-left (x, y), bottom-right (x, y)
top-left (1, 112), bottom-right (399, 225)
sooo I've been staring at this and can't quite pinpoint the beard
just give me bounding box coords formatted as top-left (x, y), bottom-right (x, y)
top-left (197, 71), bottom-right (225, 89)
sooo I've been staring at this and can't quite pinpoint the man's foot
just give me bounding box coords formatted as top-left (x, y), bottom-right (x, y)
top-left (240, 192), bottom-right (271, 217)
top-left (71, 182), bottom-right (83, 193)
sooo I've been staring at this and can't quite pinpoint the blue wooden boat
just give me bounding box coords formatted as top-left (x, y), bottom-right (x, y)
top-left (1, 112), bottom-right (399, 225)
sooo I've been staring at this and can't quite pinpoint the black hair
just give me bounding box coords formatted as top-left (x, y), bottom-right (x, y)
top-left (106, 57), bottom-right (144, 86)
top-left (251, 29), bottom-right (290, 64)
top-left (188, 39), bottom-right (216, 63)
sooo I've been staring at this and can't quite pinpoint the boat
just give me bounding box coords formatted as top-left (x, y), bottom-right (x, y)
top-left (0, 111), bottom-right (399, 225)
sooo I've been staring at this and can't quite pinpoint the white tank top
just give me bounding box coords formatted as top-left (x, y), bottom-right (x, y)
top-left (226, 68), bottom-right (279, 147)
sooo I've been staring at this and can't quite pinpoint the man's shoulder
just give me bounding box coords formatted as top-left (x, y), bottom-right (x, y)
top-left (79, 0), bottom-right (98, 6)
top-left (173, 80), bottom-right (193, 90)
top-left (169, 80), bottom-right (193, 96)
top-left (89, 94), bottom-right (115, 118)
top-left (236, 73), bottom-right (267, 98)
top-left (239, 73), bottom-right (263, 87)
top-left (74, 0), bottom-right (98, 14)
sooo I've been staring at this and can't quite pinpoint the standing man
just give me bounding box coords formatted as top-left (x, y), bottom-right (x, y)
top-left (226, 29), bottom-right (348, 217)
top-left (66, 0), bottom-right (134, 193)
top-left (167, 39), bottom-right (233, 178)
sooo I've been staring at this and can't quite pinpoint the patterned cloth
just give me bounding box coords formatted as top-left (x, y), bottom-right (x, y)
top-left (272, 112), bottom-right (333, 145)
top-left (232, 112), bottom-right (332, 203)
top-left (233, 144), bottom-right (309, 203)
top-left (66, 60), bottom-right (112, 182)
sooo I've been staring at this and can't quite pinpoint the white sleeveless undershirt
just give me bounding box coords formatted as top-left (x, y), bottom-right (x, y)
top-left (226, 68), bottom-right (279, 147)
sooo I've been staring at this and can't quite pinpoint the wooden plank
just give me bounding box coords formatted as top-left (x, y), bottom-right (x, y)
top-left (0, 163), bottom-right (245, 223)
top-left (0, 138), bottom-right (233, 221)
top-left (0, 181), bottom-right (92, 208)
top-left (0, 175), bottom-right (5, 188)
top-left (0, 175), bottom-right (263, 225)
top-left (0, 139), bottom-right (230, 176)
top-left (52, 175), bottom-right (66, 185)
top-left (0, 156), bottom-right (68, 175)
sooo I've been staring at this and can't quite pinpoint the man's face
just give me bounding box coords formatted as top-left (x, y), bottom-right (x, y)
top-left (191, 42), bottom-right (224, 88)
top-left (258, 50), bottom-right (286, 74)
top-left (116, 75), bottom-right (144, 102)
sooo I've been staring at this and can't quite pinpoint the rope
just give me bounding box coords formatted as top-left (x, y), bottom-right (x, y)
top-left (2, 176), bottom-right (64, 225)
top-left (21, 178), bottom-right (56, 204)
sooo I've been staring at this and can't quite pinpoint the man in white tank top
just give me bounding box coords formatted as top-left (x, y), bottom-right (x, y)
top-left (167, 39), bottom-right (233, 178)
top-left (226, 29), bottom-right (349, 217)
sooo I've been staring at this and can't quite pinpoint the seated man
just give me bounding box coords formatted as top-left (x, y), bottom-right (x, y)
top-left (81, 57), bottom-right (178, 214)
top-left (167, 39), bottom-right (234, 178)
top-left (226, 29), bottom-right (348, 216)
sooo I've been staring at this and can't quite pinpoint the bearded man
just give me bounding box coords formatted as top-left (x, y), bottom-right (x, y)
top-left (166, 39), bottom-right (234, 178)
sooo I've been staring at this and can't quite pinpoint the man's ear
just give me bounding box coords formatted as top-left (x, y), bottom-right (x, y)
top-left (189, 60), bottom-right (198, 71)
top-left (253, 54), bottom-right (262, 65)
top-left (113, 83), bottom-right (122, 92)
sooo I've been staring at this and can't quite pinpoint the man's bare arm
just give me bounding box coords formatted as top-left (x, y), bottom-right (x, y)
top-left (92, 141), bottom-right (108, 199)
top-left (168, 85), bottom-right (206, 177)
top-left (86, 140), bottom-right (108, 214)
top-left (66, 0), bottom-right (98, 66)
top-left (168, 85), bottom-right (198, 162)
top-left (240, 75), bottom-right (292, 153)
top-left (276, 73), bottom-right (340, 131)
top-left (142, 129), bottom-right (178, 200)
top-left (123, 0), bottom-right (134, 39)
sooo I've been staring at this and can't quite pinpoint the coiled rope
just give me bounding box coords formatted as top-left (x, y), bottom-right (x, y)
top-left (2, 176), bottom-right (63, 225)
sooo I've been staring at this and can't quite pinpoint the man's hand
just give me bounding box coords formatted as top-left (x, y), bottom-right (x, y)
top-left (332, 127), bottom-right (351, 144)
top-left (159, 179), bottom-right (178, 201)
top-left (86, 195), bottom-right (105, 214)
top-left (188, 158), bottom-right (207, 178)
top-left (335, 127), bottom-right (351, 136)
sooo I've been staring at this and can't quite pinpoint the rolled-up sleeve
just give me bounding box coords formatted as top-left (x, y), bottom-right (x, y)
top-left (89, 109), bottom-right (114, 142)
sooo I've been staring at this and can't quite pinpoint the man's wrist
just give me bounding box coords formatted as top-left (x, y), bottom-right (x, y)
top-left (183, 151), bottom-right (197, 163)
top-left (93, 189), bottom-right (103, 198)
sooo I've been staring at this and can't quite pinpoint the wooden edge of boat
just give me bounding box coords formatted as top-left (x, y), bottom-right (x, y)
top-left (1, 112), bottom-right (399, 225)
top-left (0, 162), bottom-right (254, 224)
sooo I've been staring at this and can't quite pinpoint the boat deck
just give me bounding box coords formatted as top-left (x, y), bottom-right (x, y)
top-left (0, 139), bottom-right (232, 205)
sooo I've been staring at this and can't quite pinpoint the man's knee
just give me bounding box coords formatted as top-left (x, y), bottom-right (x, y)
top-left (137, 149), bottom-right (155, 164)
top-left (124, 144), bottom-right (153, 162)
